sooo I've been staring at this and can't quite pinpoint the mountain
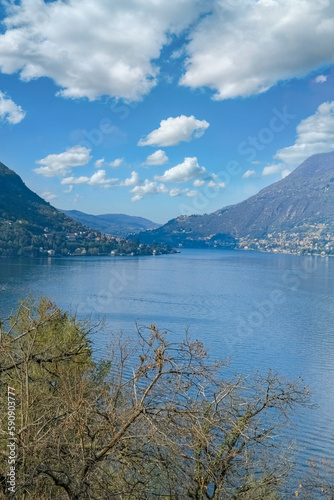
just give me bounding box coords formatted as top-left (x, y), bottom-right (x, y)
top-left (0, 161), bottom-right (84, 231)
top-left (135, 152), bottom-right (334, 255)
top-left (60, 210), bottom-right (160, 237)
top-left (0, 161), bottom-right (173, 257)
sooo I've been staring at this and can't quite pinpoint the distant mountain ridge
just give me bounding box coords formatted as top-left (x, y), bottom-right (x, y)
top-left (134, 152), bottom-right (334, 255)
top-left (0, 161), bottom-right (172, 257)
top-left (61, 210), bottom-right (160, 237)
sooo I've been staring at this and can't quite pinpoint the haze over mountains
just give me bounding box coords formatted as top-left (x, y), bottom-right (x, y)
top-left (134, 152), bottom-right (334, 255)
top-left (61, 210), bottom-right (160, 237)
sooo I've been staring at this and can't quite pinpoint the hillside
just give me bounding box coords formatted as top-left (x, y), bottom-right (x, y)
top-left (0, 162), bottom-right (83, 233)
top-left (135, 152), bottom-right (334, 255)
top-left (0, 162), bottom-right (173, 257)
top-left (61, 210), bottom-right (160, 237)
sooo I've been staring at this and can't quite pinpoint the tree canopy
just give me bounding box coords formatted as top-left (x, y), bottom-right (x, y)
top-left (0, 298), bottom-right (320, 499)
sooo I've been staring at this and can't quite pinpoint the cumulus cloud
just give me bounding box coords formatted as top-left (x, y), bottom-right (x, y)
top-left (109, 158), bottom-right (124, 168)
top-left (88, 170), bottom-right (117, 186)
top-left (138, 115), bottom-right (209, 147)
top-left (120, 171), bottom-right (142, 187)
top-left (2, 1), bottom-right (333, 104)
top-left (242, 169), bottom-right (256, 179)
top-left (264, 101), bottom-right (334, 177)
top-left (193, 179), bottom-right (205, 187)
top-left (0, 0), bottom-right (203, 101)
top-left (155, 157), bottom-right (206, 183)
top-left (130, 180), bottom-right (168, 202)
top-left (34, 146), bottom-right (92, 177)
top-left (61, 170), bottom-right (118, 187)
top-left (0, 91), bottom-right (26, 124)
top-left (186, 190), bottom-right (199, 197)
top-left (169, 188), bottom-right (184, 197)
top-left (180, 0), bottom-right (334, 100)
top-left (315, 75), bottom-right (327, 84)
top-left (94, 158), bottom-right (104, 169)
top-left (281, 169), bottom-right (291, 179)
top-left (41, 191), bottom-right (58, 202)
top-left (170, 47), bottom-right (186, 60)
top-left (143, 149), bottom-right (169, 165)
top-left (207, 180), bottom-right (225, 189)
top-left (168, 187), bottom-right (199, 197)
top-left (262, 164), bottom-right (285, 177)
top-left (169, 187), bottom-right (189, 197)
top-left (275, 101), bottom-right (334, 166)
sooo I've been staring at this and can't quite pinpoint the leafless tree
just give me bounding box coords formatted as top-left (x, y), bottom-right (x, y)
top-left (0, 298), bottom-right (311, 499)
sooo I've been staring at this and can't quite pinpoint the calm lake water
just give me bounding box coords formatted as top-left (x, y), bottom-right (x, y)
top-left (1, 249), bottom-right (334, 488)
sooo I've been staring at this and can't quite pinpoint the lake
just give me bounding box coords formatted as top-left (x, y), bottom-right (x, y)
top-left (1, 248), bottom-right (334, 489)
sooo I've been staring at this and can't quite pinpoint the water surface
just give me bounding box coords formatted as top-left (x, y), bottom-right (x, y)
top-left (1, 249), bottom-right (333, 487)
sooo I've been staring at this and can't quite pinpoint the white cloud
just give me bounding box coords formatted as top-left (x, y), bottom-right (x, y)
top-left (34, 146), bottom-right (92, 177)
top-left (89, 170), bottom-right (116, 186)
top-left (186, 190), bottom-right (199, 197)
top-left (281, 169), bottom-right (291, 179)
top-left (242, 169), bottom-right (256, 179)
top-left (155, 157), bottom-right (206, 183)
top-left (180, 0), bottom-right (334, 100)
top-left (275, 101), bottom-right (334, 166)
top-left (169, 188), bottom-right (183, 197)
top-left (41, 191), bottom-right (58, 202)
top-left (61, 170), bottom-right (118, 187)
top-left (130, 180), bottom-right (168, 202)
top-left (315, 75), bottom-right (327, 84)
top-left (109, 158), bottom-right (124, 168)
top-left (193, 179), bottom-right (205, 187)
top-left (94, 158), bottom-right (104, 169)
top-left (143, 149), bottom-right (169, 165)
top-left (168, 187), bottom-right (199, 197)
top-left (0, 91), bottom-right (25, 124)
top-left (2, 1), bottom-right (333, 105)
top-left (207, 180), bottom-right (225, 189)
top-left (64, 185), bottom-right (73, 194)
top-left (120, 171), bottom-right (142, 187)
top-left (138, 115), bottom-right (209, 147)
top-left (170, 47), bottom-right (186, 60)
top-left (61, 176), bottom-right (89, 185)
top-left (0, 0), bottom-right (203, 101)
top-left (262, 164), bottom-right (285, 177)
top-left (169, 187), bottom-right (188, 197)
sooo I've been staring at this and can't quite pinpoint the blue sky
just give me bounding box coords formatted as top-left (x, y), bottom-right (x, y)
top-left (0, 0), bottom-right (334, 223)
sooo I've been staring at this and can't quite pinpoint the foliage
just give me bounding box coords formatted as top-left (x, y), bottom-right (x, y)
top-left (0, 221), bottom-right (173, 257)
top-left (0, 298), bottom-right (311, 499)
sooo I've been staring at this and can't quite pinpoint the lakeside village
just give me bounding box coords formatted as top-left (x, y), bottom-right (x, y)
top-left (64, 227), bottom-right (334, 257)
top-left (65, 222), bottom-right (334, 258)
top-left (42, 227), bottom-right (172, 257)
top-left (238, 224), bottom-right (334, 256)
top-left (175, 223), bottom-right (334, 257)
top-left (3, 219), bottom-right (333, 258)
top-left (0, 221), bottom-right (174, 258)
